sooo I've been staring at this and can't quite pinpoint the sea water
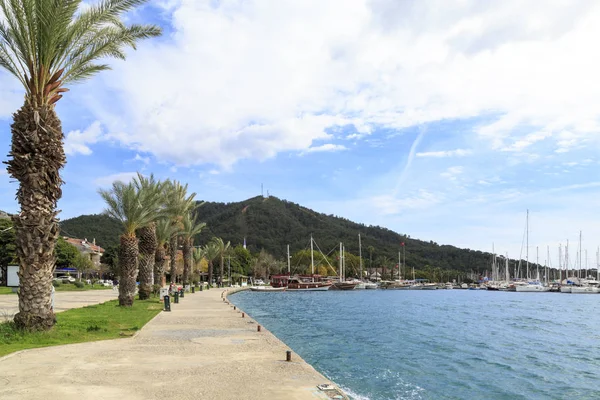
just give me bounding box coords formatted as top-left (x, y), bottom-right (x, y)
top-left (230, 290), bottom-right (600, 400)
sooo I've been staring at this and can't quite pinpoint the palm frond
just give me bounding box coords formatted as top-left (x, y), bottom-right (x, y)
top-left (0, 0), bottom-right (161, 105)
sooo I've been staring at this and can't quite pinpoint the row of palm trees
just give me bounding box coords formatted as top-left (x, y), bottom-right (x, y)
top-left (99, 173), bottom-right (233, 307)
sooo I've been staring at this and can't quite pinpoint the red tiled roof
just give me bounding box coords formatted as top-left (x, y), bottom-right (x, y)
top-left (64, 237), bottom-right (105, 253)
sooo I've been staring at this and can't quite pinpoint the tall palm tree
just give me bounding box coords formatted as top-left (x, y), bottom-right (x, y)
top-left (211, 237), bottom-right (231, 286)
top-left (154, 218), bottom-right (178, 286)
top-left (0, 0), bottom-right (160, 330)
top-left (163, 181), bottom-right (196, 284)
top-left (133, 173), bottom-right (163, 300)
top-left (180, 212), bottom-right (206, 287)
top-left (201, 243), bottom-right (219, 287)
top-left (99, 180), bottom-right (156, 307)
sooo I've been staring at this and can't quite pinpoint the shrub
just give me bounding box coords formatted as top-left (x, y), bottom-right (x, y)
top-left (52, 280), bottom-right (62, 287)
top-left (152, 284), bottom-right (161, 297)
top-left (74, 281), bottom-right (85, 288)
top-left (62, 279), bottom-right (71, 285)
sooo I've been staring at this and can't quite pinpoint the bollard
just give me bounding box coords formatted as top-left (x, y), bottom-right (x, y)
top-left (286, 351), bottom-right (292, 362)
top-left (164, 295), bottom-right (171, 312)
top-left (257, 325), bottom-right (261, 332)
top-left (179, 288), bottom-right (184, 298)
top-left (174, 291), bottom-right (179, 303)
top-left (234, 306), bottom-right (236, 310)
top-left (192, 285), bottom-right (195, 293)
top-left (242, 313), bottom-right (245, 318)
top-left (223, 298), bottom-right (225, 302)
top-left (200, 284), bottom-right (203, 291)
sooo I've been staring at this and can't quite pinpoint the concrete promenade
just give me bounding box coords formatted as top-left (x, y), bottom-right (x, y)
top-left (0, 287), bottom-right (344, 400)
top-left (0, 289), bottom-right (118, 318)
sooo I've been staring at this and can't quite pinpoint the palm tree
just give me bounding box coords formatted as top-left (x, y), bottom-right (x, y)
top-left (201, 243), bottom-right (219, 287)
top-left (0, 0), bottom-right (160, 330)
top-left (154, 218), bottom-right (178, 286)
top-left (99, 180), bottom-right (156, 307)
top-left (180, 212), bottom-right (206, 287)
top-left (211, 237), bottom-right (231, 286)
top-left (163, 181), bottom-right (196, 284)
top-left (133, 173), bottom-right (163, 300)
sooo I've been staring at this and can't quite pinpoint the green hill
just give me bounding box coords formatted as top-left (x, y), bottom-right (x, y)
top-left (60, 196), bottom-right (521, 274)
top-left (60, 214), bottom-right (123, 249)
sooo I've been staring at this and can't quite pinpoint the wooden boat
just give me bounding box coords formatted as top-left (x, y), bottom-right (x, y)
top-left (249, 286), bottom-right (286, 292)
top-left (330, 281), bottom-right (357, 290)
top-left (287, 275), bottom-right (332, 291)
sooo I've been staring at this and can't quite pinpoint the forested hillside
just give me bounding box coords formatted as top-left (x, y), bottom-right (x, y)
top-left (61, 195), bottom-right (528, 275)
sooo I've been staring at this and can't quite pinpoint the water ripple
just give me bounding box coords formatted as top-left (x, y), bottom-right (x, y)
top-left (231, 290), bottom-right (600, 400)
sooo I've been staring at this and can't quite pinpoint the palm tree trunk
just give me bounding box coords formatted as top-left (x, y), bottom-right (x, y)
top-left (208, 260), bottom-right (214, 287)
top-left (118, 234), bottom-right (138, 307)
top-left (137, 223), bottom-right (156, 300)
top-left (8, 104), bottom-right (65, 331)
top-left (154, 245), bottom-right (166, 286)
top-left (182, 239), bottom-right (191, 286)
top-left (169, 236), bottom-right (177, 283)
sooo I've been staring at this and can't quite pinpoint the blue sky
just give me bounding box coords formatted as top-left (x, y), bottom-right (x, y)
top-left (1, 0), bottom-right (600, 267)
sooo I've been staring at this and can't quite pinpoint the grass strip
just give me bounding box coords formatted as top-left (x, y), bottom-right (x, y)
top-left (0, 285), bottom-right (113, 295)
top-left (0, 298), bottom-right (162, 357)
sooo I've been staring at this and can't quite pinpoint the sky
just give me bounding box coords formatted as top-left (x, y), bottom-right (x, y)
top-left (1, 0), bottom-right (600, 268)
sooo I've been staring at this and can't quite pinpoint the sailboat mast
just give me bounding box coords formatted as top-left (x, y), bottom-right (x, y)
top-left (310, 235), bottom-right (314, 275)
top-left (398, 251), bottom-right (401, 281)
top-left (343, 244), bottom-right (346, 280)
top-left (358, 233), bottom-right (363, 280)
top-left (287, 244), bottom-right (291, 274)
top-left (558, 244), bottom-right (562, 284)
top-left (565, 240), bottom-right (569, 281)
top-left (579, 231), bottom-right (582, 279)
top-left (505, 253), bottom-right (509, 282)
top-left (526, 209), bottom-right (529, 280)
top-left (536, 246), bottom-right (539, 281)
top-left (546, 245), bottom-right (549, 285)
top-left (339, 242), bottom-right (343, 281)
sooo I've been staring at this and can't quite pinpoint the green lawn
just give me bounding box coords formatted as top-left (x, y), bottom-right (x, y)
top-left (0, 284), bottom-right (113, 295)
top-left (0, 298), bottom-right (163, 357)
top-left (0, 287), bottom-right (16, 295)
top-left (54, 284), bottom-right (113, 292)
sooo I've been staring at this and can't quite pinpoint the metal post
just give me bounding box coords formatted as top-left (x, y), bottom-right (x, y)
top-left (286, 351), bottom-right (292, 362)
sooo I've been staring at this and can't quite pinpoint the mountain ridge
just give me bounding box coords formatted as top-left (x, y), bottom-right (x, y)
top-left (60, 195), bottom-right (525, 274)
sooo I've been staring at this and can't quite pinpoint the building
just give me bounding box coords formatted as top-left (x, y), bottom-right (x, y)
top-left (63, 237), bottom-right (105, 266)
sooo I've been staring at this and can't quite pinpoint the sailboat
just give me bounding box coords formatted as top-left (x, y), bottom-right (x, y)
top-left (515, 210), bottom-right (550, 293)
top-left (270, 238), bottom-right (333, 291)
top-left (331, 243), bottom-right (358, 290)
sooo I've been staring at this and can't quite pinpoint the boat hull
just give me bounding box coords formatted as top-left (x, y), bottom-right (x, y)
top-left (249, 286), bottom-right (286, 292)
top-left (560, 286), bottom-right (572, 293)
top-left (287, 284), bottom-right (331, 291)
top-left (515, 285), bottom-right (551, 292)
top-left (570, 286), bottom-right (600, 294)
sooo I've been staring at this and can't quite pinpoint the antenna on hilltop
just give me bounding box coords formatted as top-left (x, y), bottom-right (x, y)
top-left (261, 183), bottom-right (264, 198)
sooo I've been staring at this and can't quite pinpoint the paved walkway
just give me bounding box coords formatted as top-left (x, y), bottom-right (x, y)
top-left (0, 289), bottom-right (118, 320)
top-left (0, 288), bottom-right (343, 400)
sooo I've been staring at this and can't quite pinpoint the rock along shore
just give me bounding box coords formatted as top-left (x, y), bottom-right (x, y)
top-left (0, 286), bottom-right (346, 400)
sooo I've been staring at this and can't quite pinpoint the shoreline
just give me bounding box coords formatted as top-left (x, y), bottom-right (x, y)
top-left (225, 286), bottom-right (349, 399)
top-left (0, 286), bottom-right (348, 400)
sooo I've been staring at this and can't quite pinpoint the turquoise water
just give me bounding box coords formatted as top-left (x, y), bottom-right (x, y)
top-left (230, 290), bottom-right (600, 400)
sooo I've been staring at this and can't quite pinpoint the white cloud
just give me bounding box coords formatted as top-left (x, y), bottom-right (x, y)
top-left (94, 172), bottom-right (138, 188)
top-left (416, 149), bottom-right (472, 158)
top-left (440, 166), bottom-right (464, 181)
top-left (81, 0), bottom-right (600, 168)
top-left (132, 154), bottom-right (150, 165)
top-left (302, 144), bottom-right (348, 154)
top-left (64, 121), bottom-right (103, 156)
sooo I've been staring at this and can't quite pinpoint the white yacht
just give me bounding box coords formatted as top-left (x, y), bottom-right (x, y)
top-left (515, 281), bottom-right (551, 292)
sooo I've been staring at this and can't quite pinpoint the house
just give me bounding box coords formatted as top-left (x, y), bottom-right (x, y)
top-left (63, 237), bottom-right (105, 267)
